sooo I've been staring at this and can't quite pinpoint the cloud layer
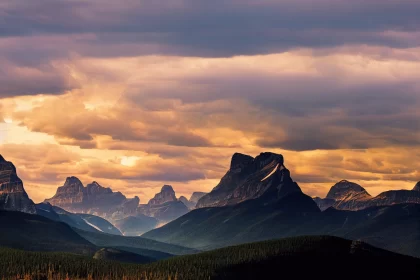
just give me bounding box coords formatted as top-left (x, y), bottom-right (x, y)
top-left (0, 0), bottom-right (419, 202)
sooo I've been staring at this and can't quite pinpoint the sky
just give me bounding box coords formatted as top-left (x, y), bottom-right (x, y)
top-left (0, 0), bottom-right (419, 203)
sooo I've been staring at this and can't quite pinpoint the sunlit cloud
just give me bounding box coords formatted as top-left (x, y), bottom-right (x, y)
top-left (0, 0), bottom-right (419, 203)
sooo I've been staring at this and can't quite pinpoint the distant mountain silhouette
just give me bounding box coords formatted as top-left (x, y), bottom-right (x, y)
top-left (44, 178), bottom-right (139, 220)
top-left (137, 185), bottom-right (189, 223)
top-left (314, 180), bottom-right (420, 211)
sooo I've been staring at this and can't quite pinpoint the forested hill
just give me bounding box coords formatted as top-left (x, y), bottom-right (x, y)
top-left (1, 236), bottom-right (420, 280)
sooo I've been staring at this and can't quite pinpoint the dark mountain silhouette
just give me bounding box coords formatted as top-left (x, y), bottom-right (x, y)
top-left (0, 210), bottom-right (95, 254)
top-left (413, 181), bottom-right (420, 191)
top-left (0, 155), bottom-right (36, 214)
top-left (196, 152), bottom-right (301, 208)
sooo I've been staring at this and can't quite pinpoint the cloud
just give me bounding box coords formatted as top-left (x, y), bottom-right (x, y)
top-left (1, 0), bottom-right (420, 60)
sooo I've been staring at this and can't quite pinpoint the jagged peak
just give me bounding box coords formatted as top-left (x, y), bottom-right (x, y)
top-left (326, 180), bottom-right (371, 200)
top-left (161, 185), bottom-right (175, 193)
top-left (178, 196), bottom-right (189, 203)
top-left (64, 176), bottom-right (83, 186)
top-left (0, 154), bottom-right (5, 161)
top-left (413, 182), bottom-right (420, 191)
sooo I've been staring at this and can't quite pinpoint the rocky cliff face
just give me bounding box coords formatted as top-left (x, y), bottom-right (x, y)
top-left (196, 152), bottom-right (302, 208)
top-left (314, 180), bottom-right (420, 211)
top-left (148, 185), bottom-right (177, 206)
top-left (45, 178), bottom-right (136, 219)
top-left (0, 155), bottom-right (36, 214)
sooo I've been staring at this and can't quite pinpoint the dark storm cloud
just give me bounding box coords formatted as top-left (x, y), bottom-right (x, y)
top-left (1, 0), bottom-right (420, 57)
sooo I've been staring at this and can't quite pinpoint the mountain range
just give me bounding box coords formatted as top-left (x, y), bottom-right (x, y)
top-left (2, 152), bottom-right (420, 261)
top-left (313, 179), bottom-right (420, 211)
top-left (43, 176), bottom-right (206, 235)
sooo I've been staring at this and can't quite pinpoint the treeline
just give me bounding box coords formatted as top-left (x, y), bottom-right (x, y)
top-left (2, 236), bottom-right (420, 280)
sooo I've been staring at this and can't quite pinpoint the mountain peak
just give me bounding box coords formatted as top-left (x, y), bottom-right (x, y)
top-left (230, 153), bottom-right (254, 170)
top-left (0, 155), bottom-right (36, 214)
top-left (64, 176), bottom-right (83, 187)
top-left (326, 180), bottom-right (371, 200)
top-left (148, 185), bottom-right (177, 205)
top-left (413, 182), bottom-right (420, 192)
top-left (161, 185), bottom-right (175, 192)
top-left (197, 152), bottom-right (301, 208)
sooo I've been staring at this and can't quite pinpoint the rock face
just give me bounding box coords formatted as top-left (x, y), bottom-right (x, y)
top-left (0, 155), bottom-right (36, 214)
top-left (45, 178), bottom-right (138, 219)
top-left (148, 185), bottom-right (177, 206)
top-left (314, 180), bottom-right (372, 211)
top-left (314, 180), bottom-right (420, 211)
top-left (196, 152), bottom-right (301, 208)
top-left (326, 180), bottom-right (370, 201)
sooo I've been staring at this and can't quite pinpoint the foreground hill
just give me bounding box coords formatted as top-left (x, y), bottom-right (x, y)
top-left (0, 210), bottom-right (192, 262)
top-left (0, 210), bottom-right (95, 254)
top-left (143, 196), bottom-right (420, 258)
top-left (93, 248), bottom-right (154, 264)
top-left (1, 236), bottom-right (419, 280)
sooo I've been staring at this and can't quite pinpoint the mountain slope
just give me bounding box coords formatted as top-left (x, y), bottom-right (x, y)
top-left (143, 196), bottom-right (420, 258)
top-left (0, 155), bottom-right (36, 214)
top-left (114, 215), bottom-right (158, 236)
top-left (0, 210), bottom-right (95, 254)
top-left (75, 229), bottom-right (200, 256)
top-left (77, 213), bottom-right (122, 235)
top-left (143, 191), bottom-right (320, 249)
top-left (35, 203), bottom-right (122, 235)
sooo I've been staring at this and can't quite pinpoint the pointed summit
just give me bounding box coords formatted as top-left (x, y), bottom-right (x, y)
top-left (148, 185), bottom-right (177, 206)
top-left (0, 155), bottom-right (36, 214)
top-left (326, 180), bottom-right (371, 200)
